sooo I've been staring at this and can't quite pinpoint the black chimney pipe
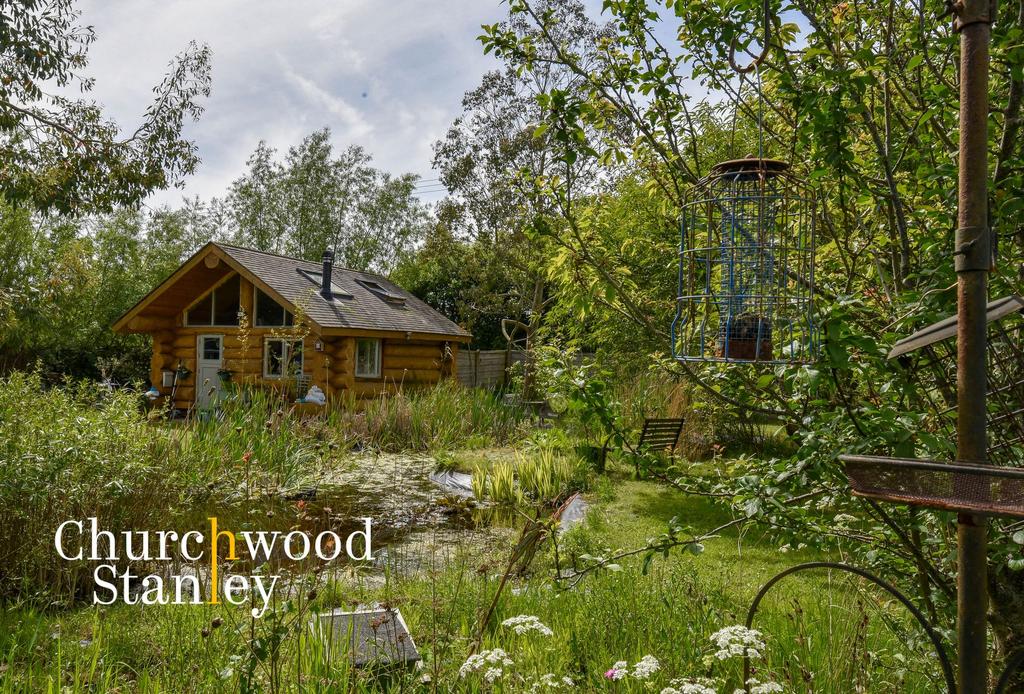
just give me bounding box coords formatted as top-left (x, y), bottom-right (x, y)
top-left (321, 250), bottom-right (334, 300)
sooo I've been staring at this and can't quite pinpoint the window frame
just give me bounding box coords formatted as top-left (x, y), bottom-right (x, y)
top-left (263, 337), bottom-right (304, 379)
top-left (354, 338), bottom-right (382, 379)
top-left (253, 286), bottom-right (294, 327)
top-left (184, 274), bottom-right (242, 327)
top-left (196, 334), bottom-right (223, 364)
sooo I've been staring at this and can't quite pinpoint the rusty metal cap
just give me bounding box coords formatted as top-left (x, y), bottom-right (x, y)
top-left (710, 158), bottom-right (790, 176)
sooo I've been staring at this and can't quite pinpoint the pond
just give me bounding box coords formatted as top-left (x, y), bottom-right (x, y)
top-left (154, 453), bottom-right (519, 592)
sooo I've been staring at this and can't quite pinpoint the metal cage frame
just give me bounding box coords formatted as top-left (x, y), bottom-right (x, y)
top-left (672, 158), bottom-right (818, 364)
top-left (889, 295), bottom-right (1024, 467)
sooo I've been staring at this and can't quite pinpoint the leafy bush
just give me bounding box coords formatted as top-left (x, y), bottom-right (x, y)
top-left (0, 372), bottom-right (180, 600)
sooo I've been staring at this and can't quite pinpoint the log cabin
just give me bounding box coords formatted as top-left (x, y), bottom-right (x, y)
top-left (113, 242), bottom-right (471, 410)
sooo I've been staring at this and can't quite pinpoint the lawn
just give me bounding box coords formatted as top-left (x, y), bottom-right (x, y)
top-left (0, 451), bottom-right (948, 693)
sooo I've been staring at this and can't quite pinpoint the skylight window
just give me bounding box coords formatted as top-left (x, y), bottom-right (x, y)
top-left (297, 269), bottom-right (353, 300)
top-left (356, 279), bottom-right (406, 305)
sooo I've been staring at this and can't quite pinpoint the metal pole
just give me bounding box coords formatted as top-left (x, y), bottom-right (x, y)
top-left (954, 0), bottom-right (994, 691)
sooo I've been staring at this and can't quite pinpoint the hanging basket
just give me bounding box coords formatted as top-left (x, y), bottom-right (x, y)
top-left (673, 158), bottom-right (817, 364)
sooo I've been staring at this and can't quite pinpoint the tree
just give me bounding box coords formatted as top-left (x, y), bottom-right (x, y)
top-left (225, 129), bottom-right (428, 273)
top-left (474, 0), bottom-right (1024, 659)
top-left (0, 0), bottom-right (212, 213)
top-left (392, 225), bottom-right (529, 349)
top-left (227, 142), bottom-right (285, 252)
top-left (434, 1), bottom-right (603, 390)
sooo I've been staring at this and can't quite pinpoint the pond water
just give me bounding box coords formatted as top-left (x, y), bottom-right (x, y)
top-left (163, 453), bottom-right (517, 589)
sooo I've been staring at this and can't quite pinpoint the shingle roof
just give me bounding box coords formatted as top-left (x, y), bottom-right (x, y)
top-left (216, 243), bottom-right (471, 339)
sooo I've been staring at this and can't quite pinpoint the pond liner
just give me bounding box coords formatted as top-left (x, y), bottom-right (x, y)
top-left (557, 493), bottom-right (588, 535)
top-left (429, 470), bottom-right (474, 498)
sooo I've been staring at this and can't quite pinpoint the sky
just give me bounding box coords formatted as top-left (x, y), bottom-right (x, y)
top-left (76, 0), bottom-right (519, 207)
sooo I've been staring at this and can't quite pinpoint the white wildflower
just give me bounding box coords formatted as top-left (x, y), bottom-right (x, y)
top-left (459, 648), bottom-right (514, 678)
top-left (662, 679), bottom-right (719, 694)
top-left (501, 614), bottom-right (554, 637)
top-left (742, 679), bottom-right (784, 694)
top-left (459, 654), bottom-right (484, 678)
top-left (605, 660), bottom-right (629, 680)
top-left (632, 654), bottom-right (661, 680)
top-left (528, 673), bottom-right (574, 691)
top-left (709, 625), bottom-right (767, 660)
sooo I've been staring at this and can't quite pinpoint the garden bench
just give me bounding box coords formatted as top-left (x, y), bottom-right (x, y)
top-left (638, 417), bottom-right (685, 454)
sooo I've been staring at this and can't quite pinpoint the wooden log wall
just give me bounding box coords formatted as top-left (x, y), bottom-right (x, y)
top-left (322, 336), bottom-right (353, 399)
top-left (144, 272), bottom-right (461, 409)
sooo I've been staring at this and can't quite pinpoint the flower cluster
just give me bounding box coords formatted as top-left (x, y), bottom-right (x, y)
top-left (501, 614), bottom-right (554, 637)
top-left (459, 648), bottom-right (515, 683)
top-left (605, 661), bottom-right (629, 681)
top-left (633, 654), bottom-right (661, 680)
top-left (604, 655), bottom-right (661, 681)
top-left (660, 676), bottom-right (783, 694)
top-left (527, 673), bottom-right (575, 691)
top-left (740, 679), bottom-right (784, 694)
top-left (709, 625), bottom-right (766, 660)
top-left (660, 679), bottom-right (718, 694)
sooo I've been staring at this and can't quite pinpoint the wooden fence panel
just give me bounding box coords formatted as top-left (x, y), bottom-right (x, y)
top-left (456, 350), bottom-right (592, 389)
top-left (456, 350), bottom-right (520, 389)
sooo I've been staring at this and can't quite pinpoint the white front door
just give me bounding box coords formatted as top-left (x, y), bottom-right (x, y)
top-left (196, 334), bottom-right (224, 408)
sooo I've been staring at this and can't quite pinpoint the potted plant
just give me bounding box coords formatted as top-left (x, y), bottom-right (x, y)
top-left (217, 368), bottom-right (234, 383)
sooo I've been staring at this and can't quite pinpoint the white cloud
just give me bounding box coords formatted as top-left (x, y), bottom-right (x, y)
top-left (278, 55), bottom-right (373, 140)
top-left (74, 0), bottom-right (512, 206)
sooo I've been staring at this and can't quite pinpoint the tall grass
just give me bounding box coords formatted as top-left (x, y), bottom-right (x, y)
top-left (471, 446), bottom-right (585, 505)
top-left (0, 372), bottom-right (520, 603)
top-left (331, 380), bottom-right (526, 452)
top-left (0, 489), bottom-right (944, 693)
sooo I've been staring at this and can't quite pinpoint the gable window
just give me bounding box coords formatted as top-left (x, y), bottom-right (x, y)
top-left (255, 287), bottom-right (294, 327)
top-left (355, 338), bottom-right (381, 379)
top-left (263, 338), bottom-right (303, 378)
top-left (185, 275), bottom-right (241, 326)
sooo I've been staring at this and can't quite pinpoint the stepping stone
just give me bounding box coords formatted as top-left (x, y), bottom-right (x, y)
top-left (314, 607), bottom-right (420, 668)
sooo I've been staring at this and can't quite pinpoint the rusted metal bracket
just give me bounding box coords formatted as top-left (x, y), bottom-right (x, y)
top-left (949, 0), bottom-right (998, 30)
top-left (954, 225), bottom-right (992, 272)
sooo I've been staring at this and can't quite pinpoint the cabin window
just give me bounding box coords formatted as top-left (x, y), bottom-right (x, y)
top-left (255, 287), bottom-right (294, 327)
top-left (185, 275), bottom-right (241, 327)
top-left (355, 338), bottom-right (381, 379)
top-left (263, 338), bottom-right (303, 378)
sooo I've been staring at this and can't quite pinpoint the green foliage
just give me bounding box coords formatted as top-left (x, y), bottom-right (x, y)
top-left (340, 380), bottom-right (526, 452)
top-left (469, 0), bottom-right (1024, 650)
top-left (225, 129), bottom-right (429, 273)
top-left (0, 201), bottom-right (192, 380)
top-left (391, 227), bottom-right (528, 349)
top-left (0, 371), bottom-right (178, 600)
top-left (533, 346), bottom-right (628, 450)
top-left (0, 0), bottom-right (211, 213)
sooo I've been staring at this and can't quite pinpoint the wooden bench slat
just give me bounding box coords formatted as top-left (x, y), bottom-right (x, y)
top-left (638, 417), bottom-right (685, 453)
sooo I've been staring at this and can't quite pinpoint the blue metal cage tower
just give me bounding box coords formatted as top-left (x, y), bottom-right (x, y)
top-left (672, 158), bottom-right (817, 363)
